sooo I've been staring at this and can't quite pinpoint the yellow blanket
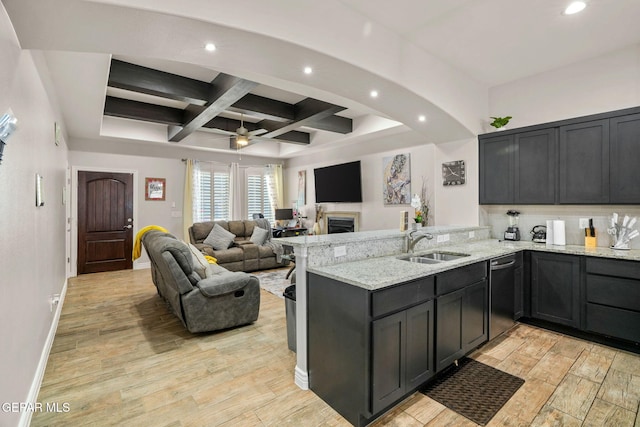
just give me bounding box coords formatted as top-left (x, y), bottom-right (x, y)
top-left (133, 225), bottom-right (169, 260)
top-left (204, 255), bottom-right (218, 264)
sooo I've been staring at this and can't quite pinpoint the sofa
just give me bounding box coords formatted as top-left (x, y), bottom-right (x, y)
top-left (188, 219), bottom-right (285, 272)
top-left (141, 229), bottom-right (260, 333)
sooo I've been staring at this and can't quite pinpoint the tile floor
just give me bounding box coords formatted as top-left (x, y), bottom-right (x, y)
top-left (31, 268), bottom-right (640, 426)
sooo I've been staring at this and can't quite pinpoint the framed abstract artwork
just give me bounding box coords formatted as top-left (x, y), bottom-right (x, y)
top-left (382, 153), bottom-right (411, 205)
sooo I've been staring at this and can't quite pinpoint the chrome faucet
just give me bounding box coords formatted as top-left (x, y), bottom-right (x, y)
top-left (404, 229), bottom-right (434, 253)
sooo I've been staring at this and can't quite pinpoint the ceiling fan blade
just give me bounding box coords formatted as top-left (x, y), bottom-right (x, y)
top-left (248, 128), bottom-right (268, 137)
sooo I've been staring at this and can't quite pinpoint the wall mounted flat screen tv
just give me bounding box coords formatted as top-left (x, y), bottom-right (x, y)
top-left (314, 161), bottom-right (363, 203)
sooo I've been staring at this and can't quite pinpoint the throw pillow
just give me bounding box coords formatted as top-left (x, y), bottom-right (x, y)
top-left (250, 226), bottom-right (269, 245)
top-left (187, 243), bottom-right (209, 278)
top-left (203, 223), bottom-right (236, 251)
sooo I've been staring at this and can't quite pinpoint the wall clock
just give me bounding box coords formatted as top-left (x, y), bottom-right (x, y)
top-left (442, 160), bottom-right (466, 186)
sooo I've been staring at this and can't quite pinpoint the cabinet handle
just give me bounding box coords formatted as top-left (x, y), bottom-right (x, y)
top-left (490, 260), bottom-right (515, 270)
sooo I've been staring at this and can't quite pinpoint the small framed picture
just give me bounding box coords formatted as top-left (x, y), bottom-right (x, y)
top-left (145, 177), bottom-right (166, 201)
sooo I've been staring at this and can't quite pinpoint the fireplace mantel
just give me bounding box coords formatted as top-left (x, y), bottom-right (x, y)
top-left (322, 211), bottom-right (360, 234)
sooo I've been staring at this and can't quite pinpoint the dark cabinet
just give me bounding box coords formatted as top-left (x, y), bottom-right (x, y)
top-left (479, 133), bottom-right (514, 204)
top-left (530, 252), bottom-right (581, 328)
top-left (479, 106), bottom-right (640, 205)
top-left (515, 129), bottom-right (557, 203)
top-left (435, 262), bottom-right (488, 372)
top-left (479, 128), bottom-right (556, 204)
top-left (372, 300), bottom-right (434, 413)
top-left (514, 264), bottom-right (524, 320)
top-left (584, 258), bottom-right (640, 343)
top-left (559, 120), bottom-right (610, 203)
top-left (610, 113), bottom-right (640, 203)
top-left (308, 273), bottom-right (435, 426)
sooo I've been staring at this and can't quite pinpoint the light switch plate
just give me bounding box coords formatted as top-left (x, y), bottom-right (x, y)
top-left (334, 246), bottom-right (347, 257)
top-left (469, 231), bottom-right (475, 238)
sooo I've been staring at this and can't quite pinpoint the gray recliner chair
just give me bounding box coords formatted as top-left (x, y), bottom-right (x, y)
top-left (141, 229), bottom-right (260, 333)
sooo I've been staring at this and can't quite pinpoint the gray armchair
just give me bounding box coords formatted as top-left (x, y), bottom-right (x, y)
top-left (141, 229), bottom-right (260, 333)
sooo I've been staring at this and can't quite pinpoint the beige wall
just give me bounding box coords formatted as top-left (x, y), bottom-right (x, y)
top-left (0, 4), bottom-right (69, 424)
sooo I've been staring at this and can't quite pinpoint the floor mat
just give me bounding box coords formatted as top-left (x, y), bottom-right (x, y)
top-left (420, 357), bottom-right (525, 425)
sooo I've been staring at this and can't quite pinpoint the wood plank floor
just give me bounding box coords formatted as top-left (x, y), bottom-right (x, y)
top-left (33, 268), bottom-right (640, 426)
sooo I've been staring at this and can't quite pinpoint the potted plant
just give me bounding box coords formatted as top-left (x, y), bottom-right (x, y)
top-left (490, 116), bottom-right (512, 130)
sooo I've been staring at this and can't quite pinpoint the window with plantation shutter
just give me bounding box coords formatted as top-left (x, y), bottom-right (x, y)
top-left (212, 172), bottom-right (230, 220)
top-left (246, 168), bottom-right (274, 223)
top-left (192, 163), bottom-right (230, 222)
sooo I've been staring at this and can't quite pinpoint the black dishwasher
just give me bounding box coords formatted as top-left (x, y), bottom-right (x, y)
top-left (489, 253), bottom-right (522, 340)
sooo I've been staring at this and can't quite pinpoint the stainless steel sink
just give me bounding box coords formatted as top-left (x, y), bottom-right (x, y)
top-left (420, 252), bottom-right (470, 261)
top-left (397, 251), bottom-right (470, 264)
top-left (396, 255), bottom-right (442, 264)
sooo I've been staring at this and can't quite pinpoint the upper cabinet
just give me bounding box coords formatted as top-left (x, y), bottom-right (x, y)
top-left (479, 128), bottom-right (556, 204)
top-left (479, 133), bottom-right (514, 204)
top-left (479, 106), bottom-right (640, 205)
top-left (610, 113), bottom-right (640, 203)
top-left (559, 120), bottom-right (609, 204)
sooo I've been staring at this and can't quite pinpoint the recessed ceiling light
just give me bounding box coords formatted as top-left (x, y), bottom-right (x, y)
top-left (564, 1), bottom-right (586, 15)
top-left (205, 43), bottom-right (217, 52)
top-left (303, 66), bottom-right (313, 75)
top-left (418, 115), bottom-right (426, 122)
top-left (370, 90), bottom-right (379, 98)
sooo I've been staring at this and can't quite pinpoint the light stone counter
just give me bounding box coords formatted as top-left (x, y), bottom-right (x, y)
top-left (307, 239), bottom-right (640, 290)
top-left (282, 226), bottom-right (640, 391)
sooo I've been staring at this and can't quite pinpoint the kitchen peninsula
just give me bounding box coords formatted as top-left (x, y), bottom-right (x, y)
top-left (278, 227), bottom-right (640, 426)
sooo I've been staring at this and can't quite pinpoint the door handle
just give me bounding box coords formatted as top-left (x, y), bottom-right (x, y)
top-left (123, 225), bottom-right (132, 229)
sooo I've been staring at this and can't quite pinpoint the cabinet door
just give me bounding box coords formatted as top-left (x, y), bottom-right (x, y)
top-left (371, 310), bottom-right (406, 413)
top-left (531, 253), bottom-right (581, 328)
top-left (515, 129), bottom-right (557, 204)
top-left (405, 300), bottom-right (434, 391)
top-left (610, 113), bottom-right (640, 203)
top-left (479, 134), bottom-right (515, 204)
top-left (514, 265), bottom-right (524, 320)
top-left (462, 279), bottom-right (488, 352)
top-left (436, 288), bottom-right (465, 372)
top-left (559, 120), bottom-right (609, 203)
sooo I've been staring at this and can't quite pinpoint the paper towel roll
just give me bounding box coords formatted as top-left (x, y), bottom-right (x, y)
top-left (545, 220), bottom-right (566, 245)
top-left (553, 220), bottom-right (566, 245)
top-left (546, 220), bottom-right (555, 245)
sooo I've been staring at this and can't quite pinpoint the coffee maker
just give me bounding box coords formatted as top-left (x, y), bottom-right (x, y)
top-left (504, 210), bottom-right (521, 241)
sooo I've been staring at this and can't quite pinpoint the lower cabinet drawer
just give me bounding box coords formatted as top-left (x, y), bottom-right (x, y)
top-left (371, 277), bottom-right (435, 318)
top-left (586, 274), bottom-right (640, 312)
top-left (436, 262), bottom-right (487, 295)
top-left (586, 257), bottom-right (640, 279)
top-left (585, 303), bottom-right (640, 343)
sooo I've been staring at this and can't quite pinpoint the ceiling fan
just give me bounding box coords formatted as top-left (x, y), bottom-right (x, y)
top-left (232, 114), bottom-right (267, 147)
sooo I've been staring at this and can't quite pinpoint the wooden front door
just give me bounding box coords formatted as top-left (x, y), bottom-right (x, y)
top-left (78, 171), bottom-right (134, 274)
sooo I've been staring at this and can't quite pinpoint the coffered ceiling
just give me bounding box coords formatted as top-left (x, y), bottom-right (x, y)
top-left (4, 0), bottom-right (640, 160)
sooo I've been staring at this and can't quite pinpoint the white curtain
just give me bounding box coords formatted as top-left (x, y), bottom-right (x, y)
top-left (265, 164), bottom-right (283, 210)
top-left (229, 162), bottom-right (242, 219)
top-left (183, 159), bottom-right (196, 241)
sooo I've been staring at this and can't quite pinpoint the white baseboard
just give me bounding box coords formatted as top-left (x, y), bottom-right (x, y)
top-left (294, 365), bottom-right (309, 390)
top-left (19, 279), bottom-right (68, 427)
top-left (134, 261), bottom-right (151, 270)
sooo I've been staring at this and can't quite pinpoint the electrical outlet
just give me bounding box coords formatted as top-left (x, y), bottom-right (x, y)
top-left (469, 231), bottom-right (475, 238)
top-left (49, 294), bottom-right (61, 312)
top-left (579, 218), bottom-right (589, 228)
top-left (436, 234), bottom-right (450, 243)
top-left (334, 246), bottom-right (347, 257)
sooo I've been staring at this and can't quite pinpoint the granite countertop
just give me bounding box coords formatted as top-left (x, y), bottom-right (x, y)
top-left (276, 225), bottom-right (489, 247)
top-left (307, 239), bottom-right (640, 290)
